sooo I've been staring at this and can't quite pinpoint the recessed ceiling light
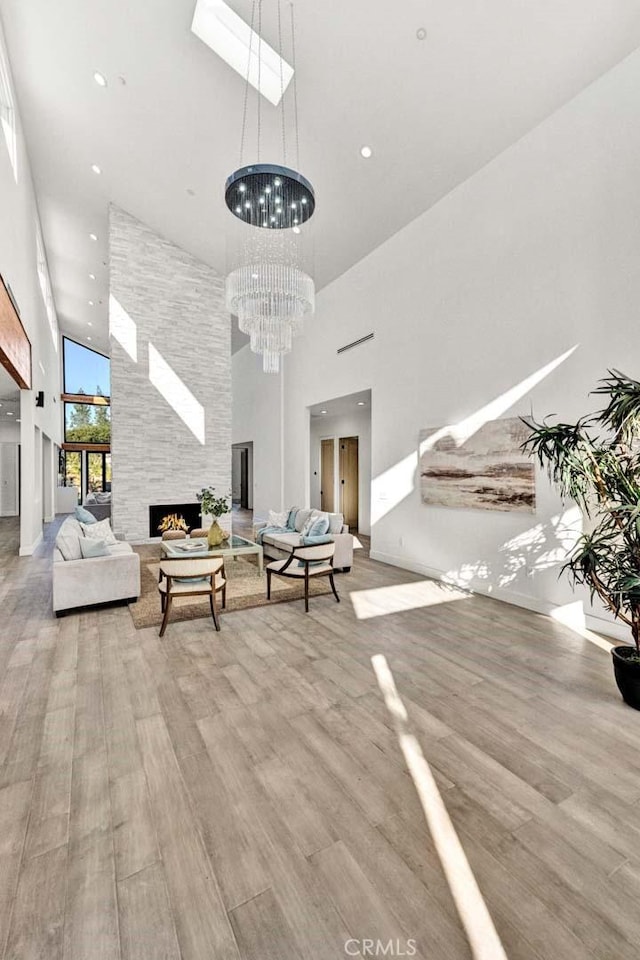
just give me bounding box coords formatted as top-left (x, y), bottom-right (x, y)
top-left (416, 27), bottom-right (427, 40)
top-left (16, 418), bottom-right (20, 423)
top-left (88, 300), bottom-right (94, 306)
top-left (93, 71), bottom-right (107, 87)
top-left (360, 145), bottom-right (373, 159)
top-left (320, 409), bottom-right (327, 414)
top-left (87, 336), bottom-right (92, 341)
top-left (7, 411), bottom-right (13, 416)
top-left (89, 273), bottom-right (96, 280)
top-left (357, 401), bottom-right (366, 405)
top-left (89, 233), bottom-right (98, 241)
top-left (88, 322), bottom-right (93, 327)
top-left (91, 164), bottom-right (102, 175)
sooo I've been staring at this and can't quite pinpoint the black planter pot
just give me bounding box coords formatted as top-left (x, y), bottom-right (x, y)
top-left (611, 646), bottom-right (640, 709)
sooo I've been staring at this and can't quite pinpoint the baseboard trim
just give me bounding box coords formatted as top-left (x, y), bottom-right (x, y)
top-left (19, 533), bottom-right (43, 557)
top-left (369, 548), bottom-right (627, 644)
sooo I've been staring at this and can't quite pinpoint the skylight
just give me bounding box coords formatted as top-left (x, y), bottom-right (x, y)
top-left (191, 0), bottom-right (293, 107)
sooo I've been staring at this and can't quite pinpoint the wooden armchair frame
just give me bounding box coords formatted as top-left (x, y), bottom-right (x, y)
top-left (266, 542), bottom-right (340, 613)
top-left (158, 556), bottom-right (226, 636)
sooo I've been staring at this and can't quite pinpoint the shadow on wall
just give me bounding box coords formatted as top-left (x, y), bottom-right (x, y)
top-left (437, 504), bottom-right (582, 594)
top-left (367, 344), bottom-right (591, 619)
top-left (371, 343), bottom-right (578, 528)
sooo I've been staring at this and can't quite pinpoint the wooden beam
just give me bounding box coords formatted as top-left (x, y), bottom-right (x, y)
top-left (0, 274), bottom-right (31, 390)
top-left (61, 393), bottom-right (111, 405)
top-left (62, 443), bottom-right (111, 453)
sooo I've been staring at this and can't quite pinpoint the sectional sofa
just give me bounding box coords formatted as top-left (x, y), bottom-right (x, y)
top-left (254, 507), bottom-right (360, 572)
top-left (52, 516), bottom-right (140, 615)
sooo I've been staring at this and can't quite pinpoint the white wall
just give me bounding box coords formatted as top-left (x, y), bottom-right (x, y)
top-left (310, 408), bottom-right (371, 535)
top-left (232, 345), bottom-right (283, 522)
top-left (0, 17), bottom-right (62, 552)
top-left (233, 47), bottom-right (640, 638)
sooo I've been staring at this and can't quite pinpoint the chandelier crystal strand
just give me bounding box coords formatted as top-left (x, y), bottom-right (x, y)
top-left (224, 0), bottom-right (315, 373)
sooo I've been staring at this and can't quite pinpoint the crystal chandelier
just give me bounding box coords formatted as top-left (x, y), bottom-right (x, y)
top-left (224, 0), bottom-right (315, 373)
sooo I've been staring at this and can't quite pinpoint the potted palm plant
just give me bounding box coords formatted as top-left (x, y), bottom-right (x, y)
top-left (196, 486), bottom-right (230, 547)
top-left (522, 371), bottom-right (640, 709)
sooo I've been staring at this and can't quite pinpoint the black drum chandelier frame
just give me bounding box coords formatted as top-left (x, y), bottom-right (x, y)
top-left (224, 0), bottom-right (316, 373)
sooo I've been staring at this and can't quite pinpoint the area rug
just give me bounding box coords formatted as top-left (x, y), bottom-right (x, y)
top-left (128, 544), bottom-right (331, 629)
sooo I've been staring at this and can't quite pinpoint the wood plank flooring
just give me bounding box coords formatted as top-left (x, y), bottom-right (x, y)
top-left (1, 513), bottom-right (639, 958)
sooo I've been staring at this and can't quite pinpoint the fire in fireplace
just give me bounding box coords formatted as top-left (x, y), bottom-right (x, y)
top-left (148, 503), bottom-right (202, 538)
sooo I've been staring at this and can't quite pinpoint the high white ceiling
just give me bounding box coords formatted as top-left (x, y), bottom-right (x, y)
top-left (2, 0), bottom-right (640, 357)
top-left (309, 389), bottom-right (371, 420)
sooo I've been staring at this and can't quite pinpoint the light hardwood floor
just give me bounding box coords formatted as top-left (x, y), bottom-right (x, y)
top-left (0, 514), bottom-right (639, 958)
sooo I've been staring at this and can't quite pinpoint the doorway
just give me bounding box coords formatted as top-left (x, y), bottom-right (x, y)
top-left (339, 437), bottom-right (359, 530)
top-left (320, 438), bottom-right (335, 512)
top-left (232, 442), bottom-right (253, 510)
top-left (0, 441), bottom-right (19, 516)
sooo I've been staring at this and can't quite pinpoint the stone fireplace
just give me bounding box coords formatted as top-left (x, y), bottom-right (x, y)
top-left (109, 206), bottom-right (230, 541)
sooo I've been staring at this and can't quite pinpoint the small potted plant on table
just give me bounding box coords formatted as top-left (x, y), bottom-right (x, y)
top-left (196, 487), bottom-right (231, 547)
top-left (522, 371), bottom-right (640, 708)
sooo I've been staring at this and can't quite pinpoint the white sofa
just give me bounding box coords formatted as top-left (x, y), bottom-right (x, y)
top-left (254, 508), bottom-right (360, 572)
top-left (53, 517), bottom-right (140, 616)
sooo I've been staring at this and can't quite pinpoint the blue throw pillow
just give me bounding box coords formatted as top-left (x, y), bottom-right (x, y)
top-left (79, 536), bottom-right (109, 558)
top-left (75, 505), bottom-right (97, 524)
top-left (306, 515), bottom-right (330, 537)
top-left (287, 507), bottom-right (299, 530)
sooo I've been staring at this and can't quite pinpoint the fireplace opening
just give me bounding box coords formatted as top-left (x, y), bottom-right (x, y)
top-left (148, 503), bottom-right (202, 538)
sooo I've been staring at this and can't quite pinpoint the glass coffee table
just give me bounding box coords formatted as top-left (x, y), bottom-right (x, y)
top-left (160, 535), bottom-right (264, 575)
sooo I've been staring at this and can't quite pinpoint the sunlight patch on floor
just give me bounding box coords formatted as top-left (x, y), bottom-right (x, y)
top-left (350, 579), bottom-right (469, 620)
top-left (551, 601), bottom-right (615, 653)
top-left (372, 655), bottom-right (509, 960)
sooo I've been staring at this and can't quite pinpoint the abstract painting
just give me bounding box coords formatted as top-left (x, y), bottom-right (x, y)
top-left (419, 417), bottom-right (535, 513)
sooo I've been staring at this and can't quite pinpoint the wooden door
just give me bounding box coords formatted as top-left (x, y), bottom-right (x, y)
top-left (320, 438), bottom-right (335, 512)
top-left (339, 437), bottom-right (359, 530)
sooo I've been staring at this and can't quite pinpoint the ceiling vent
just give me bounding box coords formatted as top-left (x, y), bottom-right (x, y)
top-left (337, 332), bottom-right (374, 355)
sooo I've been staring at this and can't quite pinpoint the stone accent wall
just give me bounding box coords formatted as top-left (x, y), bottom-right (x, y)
top-left (109, 206), bottom-right (230, 540)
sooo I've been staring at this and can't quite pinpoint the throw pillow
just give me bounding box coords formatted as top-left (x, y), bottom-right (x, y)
top-left (328, 512), bottom-right (344, 534)
top-left (75, 505), bottom-right (97, 525)
top-left (294, 508), bottom-right (312, 533)
top-left (55, 518), bottom-right (83, 561)
top-left (287, 507), bottom-right (299, 530)
top-left (79, 536), bottom-right (109, 559)
top-left (80, 517), bottom-right (117, 545)
top-left (306, 515), bottom-right (330, 537)
top-left (268, 509), bottom-right (288, 528)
